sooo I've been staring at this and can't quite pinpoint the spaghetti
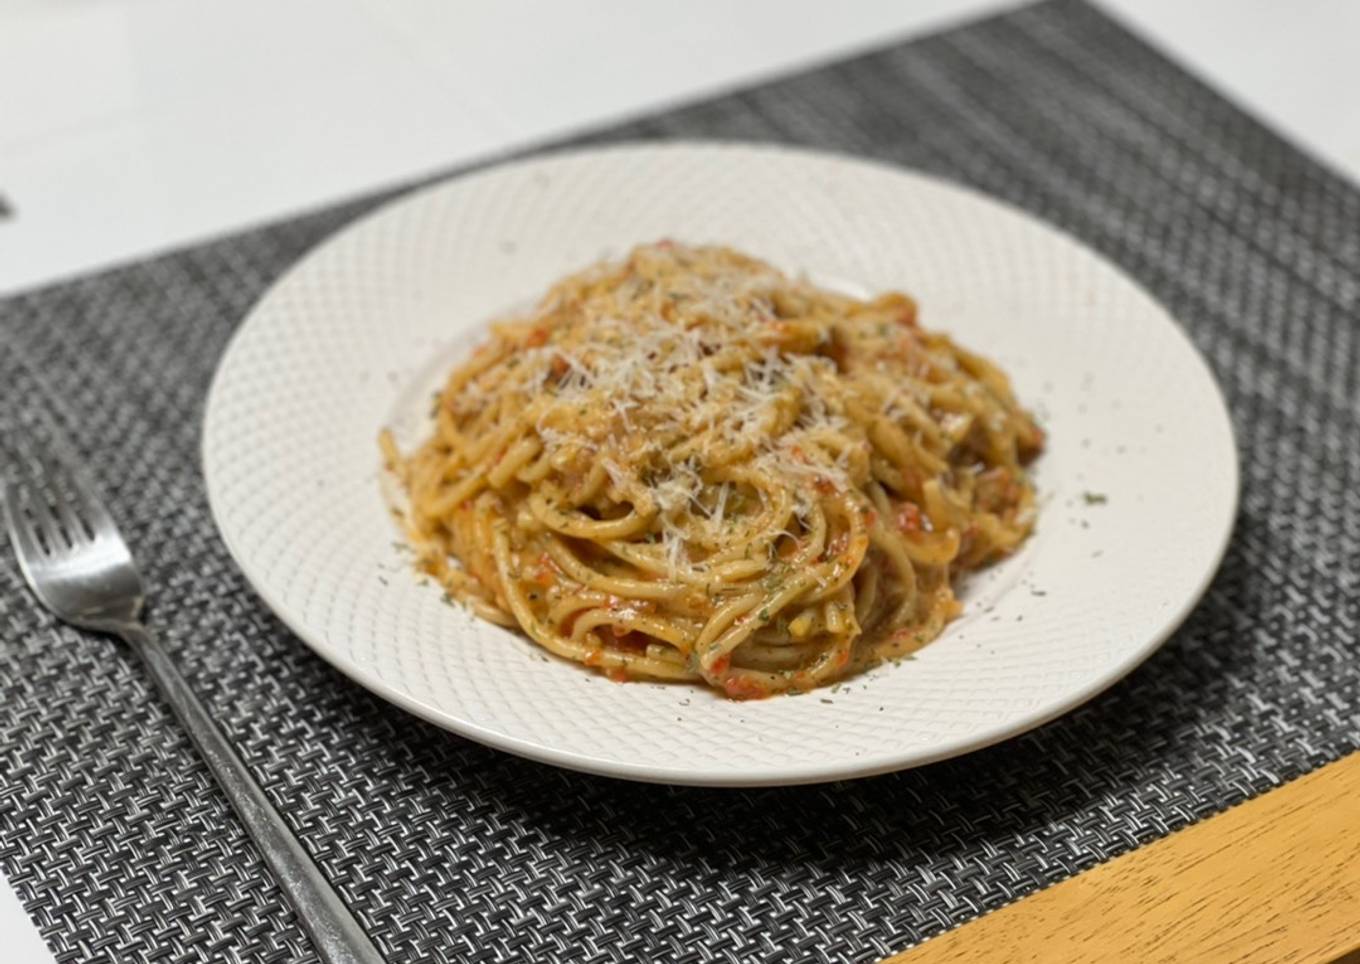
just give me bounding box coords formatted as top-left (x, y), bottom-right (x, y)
top-left (383, 242), bottom-right (1043, 698)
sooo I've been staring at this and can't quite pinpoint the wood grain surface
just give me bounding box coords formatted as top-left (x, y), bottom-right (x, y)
top-left (887, 751), bottom-right (1360, 964)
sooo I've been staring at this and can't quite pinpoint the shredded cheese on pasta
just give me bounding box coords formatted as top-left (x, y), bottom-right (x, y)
top-left (383, 242), bottom-right (1043, 699)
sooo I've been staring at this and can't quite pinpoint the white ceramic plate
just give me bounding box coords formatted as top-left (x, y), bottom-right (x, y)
top-left (203, 143), bottom-right (1237, 786)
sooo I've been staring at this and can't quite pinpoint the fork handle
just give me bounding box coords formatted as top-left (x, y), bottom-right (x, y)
top-left (120, 623), bottom-right (385, 964)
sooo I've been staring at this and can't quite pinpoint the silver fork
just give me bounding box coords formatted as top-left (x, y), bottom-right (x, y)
top-left (3, 447), bottom-right (384, 964)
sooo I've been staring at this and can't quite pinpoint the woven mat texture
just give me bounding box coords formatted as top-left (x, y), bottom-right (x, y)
top-left (2, 1), bottom-right (1358, 960)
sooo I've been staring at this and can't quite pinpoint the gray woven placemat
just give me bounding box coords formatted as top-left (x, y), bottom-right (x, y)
top-left (3, 1), bottom-right (1359, 961)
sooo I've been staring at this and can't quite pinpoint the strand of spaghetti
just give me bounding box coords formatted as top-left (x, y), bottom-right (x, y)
top-left (721, 622), bottom-right (854, 694)
top-left (543, 536), bottom-right (689, 601)
top-left (693, 592), bottom-right (765, 659)
top-left (565, 460), bottom-right (611, 506)
top-left (823, 585), bottom-right (857, 637)
top-left (486, 437), bottom-right (542, 489)
top-left (701, 568), bottom-right (822, 668)
top-left (492, 527), bottom-right (693, 679)
top-left (731, 642), bottom-right (821, 671)
top-left (868, 523), bottom-right (920, 627)
top-left (528, 492), bottom-right (657, 540)
top-left (422, 472), bottom-right (485, 521)
top-left (854, 559), bottom-right (882, 626)
top-left (802, 494), bottom-right (870, 602)
top-left (570, 609), bottom-right (696, 651)
top-left (547, 589), bottom-right (610, 625)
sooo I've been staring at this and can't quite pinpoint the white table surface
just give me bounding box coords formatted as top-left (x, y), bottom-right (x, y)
top-left (2, 0), bottom-right (1356, 958)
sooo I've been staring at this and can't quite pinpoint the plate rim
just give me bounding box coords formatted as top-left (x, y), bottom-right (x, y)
top-left (202, 139), bottom-right (1240, 786)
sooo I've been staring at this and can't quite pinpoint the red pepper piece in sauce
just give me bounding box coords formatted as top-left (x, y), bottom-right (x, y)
top-left (722, 675), bottom-right (768, 700)
top-left (532, 552), bottom-right (559, 587)
top-left (896, 502), bottom-right (923, 533)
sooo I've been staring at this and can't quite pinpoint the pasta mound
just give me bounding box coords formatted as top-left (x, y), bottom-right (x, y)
top-left (384, 241), bottom-right (1043, 699)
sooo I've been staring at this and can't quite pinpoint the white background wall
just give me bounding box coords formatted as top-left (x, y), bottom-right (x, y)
top-left (2, 0), bottom-right (1358, 298)
top-left (2, 1), bottom-right (1357, 958)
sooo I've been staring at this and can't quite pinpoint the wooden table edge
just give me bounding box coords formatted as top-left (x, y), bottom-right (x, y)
top-left (884, 749), bottom-right (1360, 964)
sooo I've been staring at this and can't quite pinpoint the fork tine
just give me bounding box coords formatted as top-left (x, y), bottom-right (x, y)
top-left (7, 446), bottom-right (66, 552)
top-left (22, 474), bottom-right (71, 553)
top-left (3, 479), bottom-right (54, 560)
top-left (56, 460), bottom-right (121, 543)
top-left (36, 452), bottom-right (103, 544)
top-left (7, 427), bottom-right (125, 550)
top-left (2, 481), bottom-right (28, 552)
